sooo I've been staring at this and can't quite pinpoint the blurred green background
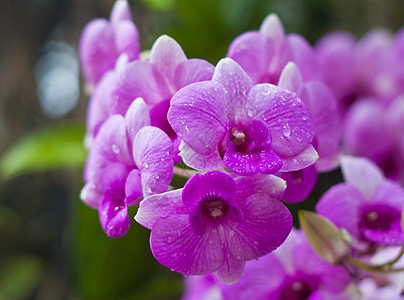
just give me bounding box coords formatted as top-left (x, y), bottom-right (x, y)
top-left (0, 0), bottom-right (403, 299)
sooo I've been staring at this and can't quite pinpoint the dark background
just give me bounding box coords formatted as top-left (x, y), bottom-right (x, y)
top-left (0, 0), bottom-right (403, 299)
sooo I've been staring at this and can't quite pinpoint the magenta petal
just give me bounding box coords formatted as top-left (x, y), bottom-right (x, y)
top-left (132, 126), bottom-right (173, 197)
top-left (279, 145), bottom-right (319, 172)
top-left (214, 252), bottom-right (246, 284)
top-left (110, 0), bottom-right (132, 26)
top-left (93, 115), bottom-right (133, 166)
top-left (150, 35), bottom-right (187, 89)
top-left (124, 97), bottom-right (151, 143)
top-left (287, 34), bottom-right (320, 81)
top-left (135, 189), bottom-right (187, 229)
top-left (361, 221), bottom-right (404, 245)
top-left (212, 58), bottom-right (253, 115)
top-left (280, 165), bottom-right (318, 203)
top-left (86, 70), bottom-right (116, 141)
top-left (259, 14), bottom-right (285, 42)
top-left (125, 169), bottom-right (143, 206)
top-left (99, 195), bottom-right (130, 237)
top-left (234, 174), bottom-right (286, 201)
top-left (373, 180), bottom-right (404, 209)
top-left (300, 81), bottom-right (340, 171)
top-left (224, 145), bottom-right (282, 176)
top-left (179, 141), bottom-right (224, 171)
top-left (248, 84), bottom-right (314, 157)
top-left (112, 60), bottom-right (170, 114)
top-left (79, 19), bottom-right (116, 84)
top-left (80, 182), bottom-right (102, 209)
top-left (114, 20), bottom-right (140, 61)
top-left (168, 81), bottom-right (228, 154)
top-left (226, 32), bottom-right (273, 85)
top-left (340, 156), bottom-right (384, 200)
top-left (278, 62), bottom-right (304, 94)
top-left (316, 184), bottom-right (363, 239)
top-left (174, 59), bottom-right (215, 90)
top-left (150, 214), bottom-right (224, 276)
top-left (182, 171), bottom-right (237, 215)
top-left (225, 194), bottom-right (292, 261)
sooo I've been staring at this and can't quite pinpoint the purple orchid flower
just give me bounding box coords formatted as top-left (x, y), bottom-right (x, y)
top-left (135, 170), bottom-right (292, 284)
top-left (342, 98), bottom-right (404, 182)
top-left (185, 229), bottom-right (351, 300)
top-left (316, 156), bottom-right (404, 248)
top-left (226, 14), bottom-right (320, 85)
top-left (81, 98), bottom-right (174, 237)
top-left (315, 32), bottom-right (357, 109)
top-left (111, 35), bottom-right (214, 142)
top-left (275, 62), bottom-right (340, 203)
top-left (79, 0), bottom-right (140, 86)
top-left (168, 58), bottom-right (318, 176)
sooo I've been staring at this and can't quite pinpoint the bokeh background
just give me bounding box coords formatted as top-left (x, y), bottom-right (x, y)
top-left (0, 0), bottom-right (404, 299)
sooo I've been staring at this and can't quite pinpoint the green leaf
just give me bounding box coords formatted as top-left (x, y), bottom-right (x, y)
top-left (0, 254), bottom-right (43, 300)
top-left (298, 210), bottom-right (350, 265)
top-left (143, 0), bottom-right (176, 11)
top-left (0, 123), bottom-right (87, 180)
top-left (401, 203), bottom-right (404, 232)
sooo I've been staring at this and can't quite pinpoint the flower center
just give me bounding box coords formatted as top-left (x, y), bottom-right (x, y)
top-left (361, 204), bottom-right (400, 232)
top-left (230, 128), bottom-right (246, 146)
top-left (201, 193), bottom-right (227, 220)
top-left (279, 276), bottom-right (317, 300)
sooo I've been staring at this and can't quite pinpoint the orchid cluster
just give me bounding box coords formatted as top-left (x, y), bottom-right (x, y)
top-left (78, 0), bottom-right (404, 298)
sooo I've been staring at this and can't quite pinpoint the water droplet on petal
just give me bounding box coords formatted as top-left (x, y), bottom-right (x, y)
top-left (167, 236), bottom-right (173, 243)
top-left (247, 108), bottom-right (253, 117)
top-left (144, 163), bottom-right (149, 169)
top-left (281, 123), bottom-right (291, 138)
top-left (112, 144), bottom-right (120, 154)
top-left (146, 186), bottom-right (152, 193)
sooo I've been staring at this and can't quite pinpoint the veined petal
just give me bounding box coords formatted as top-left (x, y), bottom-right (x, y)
top-left (340, 156), bottom-right (384, 200)
top-left (226, 32), bottom-right (273, 85)
top-left (224, 194), bottom-right (292, 261)
top-left (248, 84), bottom-right (314, 157)
top-left (135, 189), bottom-right (187, 229)
top-left (124, 97), bottom-right (151, 143)
top-left (316, 183), bottom-right (363, 240)
top-left (174, 59), bottom-right (214, 90)
top-left (133, 126), bottom-right (173, 197)
top-left (93, 115), bottom-right (133, 166)
top-left (168, 81), bottom-right (228, 154)
top-left (150, 35), bottom-right (187, 89)
top-left (150, 214), bottom-right (224, 276)
top-left (234, 174), bottom-right (286, 201)
top-left (112, 60), bottom-right (170, 114)
top-left (212, 58), bottom-right (253, 123)
top-left (279, 145), bottom-right (319, 172)
top-left (373, 180), bottom-right (404, 209)
top-left (125, 169), bottom-right (143, 206)
top-left (99, 195), bottom-right (130, 237)
top-left (224, 146), bottom-right (282, 176)
top-left (214, 251), bottom-right (245, 284)
top-left (179, 141), bottom-right (224, 171)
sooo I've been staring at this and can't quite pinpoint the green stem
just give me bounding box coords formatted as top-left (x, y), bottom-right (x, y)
top-left (348, 254), bottom-right (404, 273)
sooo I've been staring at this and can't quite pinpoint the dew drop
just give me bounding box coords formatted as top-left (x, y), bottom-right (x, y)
top-left (281, 123), bottom-right (291, 137)
top-left (185, 125), bottom-right (189, 133)
top-left (146, 186), bottom-right (152, 193)
top-left (247, 108), bottom-right (253, 117)
top-left (229, 230), bottom-right (235, 237)
top-left (155, 175), bottom-right (160, 179)
top-left (112, 144), bottom-right (120, 154)
top-left (167, 236), bottom-right (173, 243)
top-left (144, 163), bottom-right (149, 169)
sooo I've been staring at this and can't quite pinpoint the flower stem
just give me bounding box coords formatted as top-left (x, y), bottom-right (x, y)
top-left (173, 166), bottom-right (199, 178)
